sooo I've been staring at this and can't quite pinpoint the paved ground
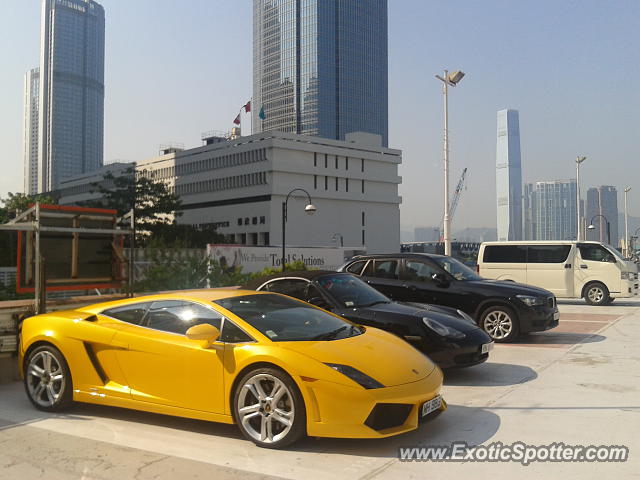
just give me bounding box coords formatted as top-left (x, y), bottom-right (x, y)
top-left (1, 300), bottom-right (639, 479)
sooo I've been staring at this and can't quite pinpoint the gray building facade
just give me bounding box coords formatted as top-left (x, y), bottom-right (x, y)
top-left (496, 109), bottom-right (522, 241)
top-left (252, 0), bottom-right (388, 146)
top-left (37, 0), bottom-right (105, 192)
top-left (533, 179), bottom-right (577, 241)
top-left (586, 186), bottom-right (619, 246)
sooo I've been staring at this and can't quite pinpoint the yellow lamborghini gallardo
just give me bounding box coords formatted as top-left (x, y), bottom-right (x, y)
top-left (20, 290), bottom-right (445, 448)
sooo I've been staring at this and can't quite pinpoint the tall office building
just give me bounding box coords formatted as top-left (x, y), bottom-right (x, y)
top-left (496, 109), bottom-right (522, 241)
top-left (586, 186), bottom-right (619, 246)
top-left (37, 0), bottom-right (105, 193)
top-left (252, 0), bottom-right (388, 146)
top-left (533, 179), bottom-right (577, 240)
top-left (23, 68), bottom-right (40, 195)
top-left (523, 182), bottom-right (536, 240)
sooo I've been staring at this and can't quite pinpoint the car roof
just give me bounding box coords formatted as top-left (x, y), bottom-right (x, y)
top-left (348, 253), bottom-right (447, 261)
top-left (243, 270), bottom-right (350, 290)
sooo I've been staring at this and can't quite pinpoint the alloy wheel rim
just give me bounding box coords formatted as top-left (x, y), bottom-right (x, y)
top-left (588, 287), bottom-right (604, 303)
top-left (237, 373), bottom-right (294, 444)
top-left (27, 351), bottom-right (65, 407)
top-left (484, 311), bottom-right (513, 339)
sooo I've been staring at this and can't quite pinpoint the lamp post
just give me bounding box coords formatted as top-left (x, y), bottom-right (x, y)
top-left (435, 69), bottom-right (465, 256)
top-left (631, 226), bottom-right (640, 258)
top-left (282, 188), bottom-right (316, 272)
top-left (332, 233), bottom-right (344, 247)
top-left (588, 214), bottom-right (611, 245)
top-left (575, 156), bottom-right (586, 241)
top-left (624, 187), bottom-right (631, 256)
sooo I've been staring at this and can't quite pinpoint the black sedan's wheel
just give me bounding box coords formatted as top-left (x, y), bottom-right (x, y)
top-left (584, 282), bottom-right (610, 306)
top-left (233, 367), bottom-right (306, 449)
top-left (24, 345), bottom-right (73, 411)
top-left (480, 305), bottom-right (520, 343)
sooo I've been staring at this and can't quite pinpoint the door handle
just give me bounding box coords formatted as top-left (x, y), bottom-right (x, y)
top-left (580, 265), bottom-right (588, 269)
top-left (564, 264), bottom-right (572, 269)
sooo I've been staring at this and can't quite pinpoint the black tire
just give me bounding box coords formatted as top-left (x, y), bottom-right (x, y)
top-left (23, 344), bottom-right (73, 412)
top-left (583, 282), bottom-right (610, 306)
top-left (232, 367), bottom-right (306, 449)
top-left (480, 305), bottom-right (520, 343)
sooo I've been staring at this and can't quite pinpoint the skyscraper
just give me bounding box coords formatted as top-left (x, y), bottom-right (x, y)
top-left (37, 0), bottom-right (105, 193)
top-left (523, 182), bottom-right (536, 240)
top-left (252, 0), bottom-right (388, 146)
top-left (23, 68), bottom-right (40, 195)
top-left (586, 186), bottom-right (619, 246)
top-left (534, 179), bottom-right (577, 240)
top-left (496, 109), bottom-right (522, 241)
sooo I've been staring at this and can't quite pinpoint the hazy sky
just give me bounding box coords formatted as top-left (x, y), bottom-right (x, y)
top-left (1, 0), bottom-right (638, 232)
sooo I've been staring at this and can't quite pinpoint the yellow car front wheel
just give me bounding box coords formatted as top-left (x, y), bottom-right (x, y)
top-left (24, 345), bottom-right (73, 412)
top-left (233, 367), bottom-right (306, 449)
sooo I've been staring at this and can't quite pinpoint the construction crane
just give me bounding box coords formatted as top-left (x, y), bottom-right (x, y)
top-left (439, 168), bottom-right (468, 238)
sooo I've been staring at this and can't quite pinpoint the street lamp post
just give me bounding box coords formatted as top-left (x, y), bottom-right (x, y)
top-left (575, 156), bottom-right (586, 241)
top-left (282, 188), bottom-right (316, 272)
top-left (332, 233), bottom-right (344, 247)
top-left (624, 187), bottom-right (631, 256)
top-left (435, 69), bottom-right (465, 256)
top-left (588, 214), bottom-right (611, 246)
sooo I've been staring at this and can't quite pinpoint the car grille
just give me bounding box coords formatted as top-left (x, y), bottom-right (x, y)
top-left (364, 403), bottom-right (412, 431)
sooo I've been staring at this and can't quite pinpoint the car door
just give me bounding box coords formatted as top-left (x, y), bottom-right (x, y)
top-left (575, 243), bottom-right (621, 294)
top-left (359, 258), bottom-right (406, 300)
top-left (525, 244), bottom-right (574, 297)
top-left (111, 300), bottom-right (226, 413)
top-left (399, 258), bottom-right (442, 303)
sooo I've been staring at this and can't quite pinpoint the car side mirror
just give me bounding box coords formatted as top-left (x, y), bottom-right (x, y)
top-left (431, 272), bottom-right (450, 287)
top-left (308, 296), bottom-right (331, 310)
top-left (186, 323), bottom-right (220, 346)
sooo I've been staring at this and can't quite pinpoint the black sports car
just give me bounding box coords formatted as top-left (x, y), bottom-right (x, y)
top-left (244, 271), bottom-right (493, 368)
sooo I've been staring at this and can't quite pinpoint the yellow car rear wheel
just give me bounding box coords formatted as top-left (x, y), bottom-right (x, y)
top-left (233, 366), bottom-right (306, 449)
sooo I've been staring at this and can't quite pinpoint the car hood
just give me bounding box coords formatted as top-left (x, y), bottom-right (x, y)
top-left (364, 301), bottom-right (481, 334)
top-left (465, 279), bottom-right (554, 297)
top-left (279, 327), bottom-right (436, 387)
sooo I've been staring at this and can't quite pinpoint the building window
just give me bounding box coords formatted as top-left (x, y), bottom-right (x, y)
top-left (324, 154), bottom-right (328, 168)
top-left (335, 177), bottom-right (338, 191)
top-left (237, 218), bottom-right (242, 226)
top-left (361, 158), bottom-right (364, 172)
top-left (314, 152), bottom-right (317, 167)
top-left (264, 232), bottom-right (270, 245)
top-left (362, 211), bottom-right (365, 226)
top-left (361, 179), bottom-right (365, 194)
top-left (362, 230), bottom-right (365, 246)
top-left (244, 217), bottom-right (250, 225)
top-left (314, 174), bottom-right (317, 189)
top-left (346, 157), bottom-right (349, 170)
top-left (252, 217), bottom-right (258, 225)
top-left (335, 156), bottom-right (338, 169)
top-left (259, 216), bottom-right (266, 224)
top-left (346, 178), bottom-right (349, 192)
top-left (325, 176), bottom-right (328, 190)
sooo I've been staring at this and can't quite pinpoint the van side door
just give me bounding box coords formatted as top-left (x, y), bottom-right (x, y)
top-left (525, 244), bottom-right (574, 297)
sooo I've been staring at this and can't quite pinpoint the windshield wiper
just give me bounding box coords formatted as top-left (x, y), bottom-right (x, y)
top-left (311, 325), bottom-right (349, 341)
top-left (358, 300), bottom-right (390, 308)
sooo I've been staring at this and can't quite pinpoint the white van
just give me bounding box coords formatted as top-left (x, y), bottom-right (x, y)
top-left (477, 241), bottom-right (639, 305)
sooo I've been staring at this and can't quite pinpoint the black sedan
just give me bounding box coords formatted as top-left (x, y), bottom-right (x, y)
top-left (244, 271), bottom-right (493, 369)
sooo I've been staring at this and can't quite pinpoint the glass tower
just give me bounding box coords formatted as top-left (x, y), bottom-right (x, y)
top-left (496, 109), bottom-right (522, 241)
top-left (38, 0), bottom-right (105, 192)
top-left (252, 0), bottom-right (388, 146)
top-left (586, 186), bottom-right (619, 245)
top-left (534, 179), bottom-right (577, 240)
top-left (23, 68), bottom-right (40, 195)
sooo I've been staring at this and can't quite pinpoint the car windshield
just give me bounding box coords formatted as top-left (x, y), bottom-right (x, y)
top-left (214, 294), bottom-right (362, 342)
top-left (315, 274), bottom-right (390, 308)
top-left (432, 256), bottom-right (482, 281)
top-left (606, 246), bottom-right (626, 262)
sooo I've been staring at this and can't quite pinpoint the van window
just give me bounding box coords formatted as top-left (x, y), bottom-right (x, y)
top-left (345, 260), bottom-right (367, 275)
top-left (369, 260), bottom-right (400, 279)
top-left (483, 245), bottom-right (527, 263)
top-left (527, 245), bottom-right (571, 263)
top-left (578, 244), bottom-right (615, 263)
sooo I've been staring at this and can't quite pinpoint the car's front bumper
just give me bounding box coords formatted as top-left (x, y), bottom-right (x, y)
top-left (420, 329), bottom-right (493, 369)
top-left (516, 303), bottom-right (559, 333)
top-left (300, 368), bottom-right (445, 439)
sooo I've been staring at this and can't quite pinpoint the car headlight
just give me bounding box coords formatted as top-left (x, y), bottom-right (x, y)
top-left (621, 271), bottom-right (632, 280)
top-left (324, 363), bottom-right (384, 389)
top-left (516, 294), bottom-right (545, 306)
top-left (456, 309), bottom-right (476, 325)
top-left (422, 317), bottom-right (466, 339)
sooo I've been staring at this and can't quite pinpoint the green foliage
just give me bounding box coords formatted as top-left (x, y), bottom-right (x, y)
top-left (0, 281), bottom-right (33, 301)
top-left (248, 260), bottom-right (309, 279)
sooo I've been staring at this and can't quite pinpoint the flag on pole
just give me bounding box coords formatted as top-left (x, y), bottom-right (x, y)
top-left (233, 113), bottom-right (241, 125)
top-left (259, 106), bottom-right (266, 120)
top-left (243, 101), bottom-right (251, 113)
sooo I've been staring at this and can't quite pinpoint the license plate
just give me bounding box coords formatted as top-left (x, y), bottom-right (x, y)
top-left (421, 395), bottom-right (442, 417)
top-left (481, 342), bottom-right (494, 354)
top-left (553, 312), bottom-right (560, 321)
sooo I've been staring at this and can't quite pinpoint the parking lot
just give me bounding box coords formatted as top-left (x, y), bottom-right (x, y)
top-left (1, 300), bottom-right (638, 480)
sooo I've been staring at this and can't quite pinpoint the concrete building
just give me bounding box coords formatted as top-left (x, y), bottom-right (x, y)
top-left (23, 68), bottom-right (40, 195)
top-left (37, 0), bottom-right (105, 192)
top-left (252, 0), bottom-right (388, 146)
top-left (533, 179), bottom-right (577, 240)
top-left (57, 131), bottom-right (402, 253)
top-left (586, 186), bottom-right (619, 246)
top-left (54, 162), bottom-right (135, 206)
top-left (496, 109), bottom-right (522, 241)
top-left (523, 182), bottom-right (536, 240)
